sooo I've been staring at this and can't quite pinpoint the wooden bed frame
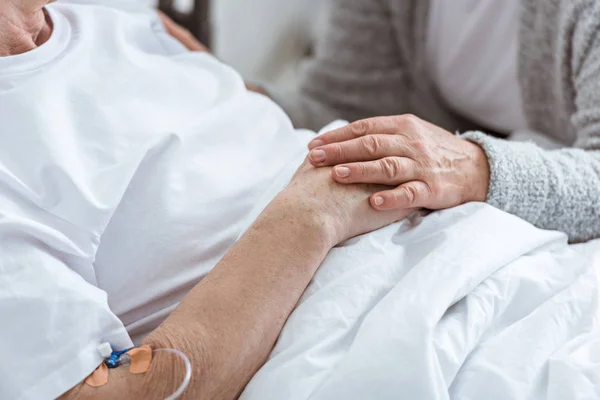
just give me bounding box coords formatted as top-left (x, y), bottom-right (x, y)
top-left (158, 0), bottom-right (211, 47)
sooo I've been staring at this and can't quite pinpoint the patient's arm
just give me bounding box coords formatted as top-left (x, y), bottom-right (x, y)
top-left (61, 161), bottom-right (413, 399)
top-left (64, 200), bottom-right (330, 399)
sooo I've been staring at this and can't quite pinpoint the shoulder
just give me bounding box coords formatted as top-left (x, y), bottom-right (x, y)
top-left (521, 0), bottom-right (600, 32)
top-left (552, 0), bottom-right (600, 149)
top-left (521, 0), bottom-right (600, 74)
top-left (530, 0), bottom-right (600, 83)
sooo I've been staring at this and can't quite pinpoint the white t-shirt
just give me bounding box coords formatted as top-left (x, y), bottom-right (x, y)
top-left (0, 2), bottom-right (312, 399)
top-left (426, 0), bottom-right (528, 133)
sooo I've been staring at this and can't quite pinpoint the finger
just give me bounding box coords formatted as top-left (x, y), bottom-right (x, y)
top-left (370, 181), bottom-right (432, 210)
top-left (157, 10), bottom-right (172, 24)
top-left (157, 10), bottom-right (180, 34)
top-left (332, 157), bottom-right (419, 185)
top-left (157, 11), bottom-right (208, 52)
top-left (308, 134), bottom-right (412, 166)
top-left (308, 114), bottom-right (422, 150)
top-left (307, 117), bottom-right (401, 150)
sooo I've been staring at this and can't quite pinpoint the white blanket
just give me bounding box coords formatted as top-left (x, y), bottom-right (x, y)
top-left (241, 201), bottom-right (600, 399)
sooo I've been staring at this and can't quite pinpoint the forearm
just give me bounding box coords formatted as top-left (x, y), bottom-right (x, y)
top-left (148, 200), bottom-right (331, 398)
top-left (62, 198), bottom-right (331, 399)
top-left (462, 132), bottom-right (600, 242)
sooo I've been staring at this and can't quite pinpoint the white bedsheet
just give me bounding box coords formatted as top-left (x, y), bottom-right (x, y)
top-left (241, 196), bottom-right (600, 399)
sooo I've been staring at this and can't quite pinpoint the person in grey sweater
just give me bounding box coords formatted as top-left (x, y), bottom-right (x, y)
top-left (269, 0), bottom-right (600, 243)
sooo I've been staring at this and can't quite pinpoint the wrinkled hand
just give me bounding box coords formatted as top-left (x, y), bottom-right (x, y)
top-left (276, 158), bottom-right (416, 248)
top-left (306, 115), bottom-right (490, 211)
top-left (157, 10), bottom-right (209, 52)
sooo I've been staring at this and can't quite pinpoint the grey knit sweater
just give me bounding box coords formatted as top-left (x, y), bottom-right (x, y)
top-left (272, 0), bottom-right (600, 242)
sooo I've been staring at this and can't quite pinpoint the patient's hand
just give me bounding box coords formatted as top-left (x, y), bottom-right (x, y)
top-left (274, 158), bottom-right (416, 248)
top-left (158, 10), bottom-right (209, 52)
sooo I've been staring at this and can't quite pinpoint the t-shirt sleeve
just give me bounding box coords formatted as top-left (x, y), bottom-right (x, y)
top-left (0, 221), bottom-right (133, 400)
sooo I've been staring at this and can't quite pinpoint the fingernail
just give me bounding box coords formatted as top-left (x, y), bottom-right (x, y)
top-left (374, 196), bottom-right (384, 206)
top-left (310, 149), bottom-right (326, 163)
top-left (335, 167), bottom-right (351, 178)
top-left (308, 139), bottom-right (325, 149)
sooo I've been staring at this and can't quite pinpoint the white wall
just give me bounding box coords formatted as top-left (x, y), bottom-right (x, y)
top-left (149, 0), bottom-right (330, 88)
top-left (212, 0), bottom-right (330, 88)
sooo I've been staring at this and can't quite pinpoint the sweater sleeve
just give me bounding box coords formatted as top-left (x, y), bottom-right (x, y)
top-left (460, 132), bottom-right (600, 243)
top-left (268, 0), bottom-right (410, 131)
top-left (460, 2), bottom-right (600, 243)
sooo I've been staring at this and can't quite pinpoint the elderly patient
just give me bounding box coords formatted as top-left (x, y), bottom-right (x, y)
top-left (1, 1), bottom-right (413, 399)
top-left (0, 1), bottom-right (596, 400)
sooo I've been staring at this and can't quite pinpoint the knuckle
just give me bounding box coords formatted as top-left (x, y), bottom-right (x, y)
top-left (379, 157), bottom-right (400, 180)
top-left (424, 182), bottom-right (435, 198)
top-left (362, 135), bottom-right (382, 156)
top-left (399, 113), bottom-right (420, 129)
top-left (410, 139), bottom-right (428, 153)
top-left (350, 120), bottom-right (369, 137)
top-left (429, 180), bottom-right (442, 197)
top-left (400, 114), bottom-right (427, 143)
top-left (428, 173), bottom-right (441, 190)
top-left (402, 185), bottom-right (418, 205)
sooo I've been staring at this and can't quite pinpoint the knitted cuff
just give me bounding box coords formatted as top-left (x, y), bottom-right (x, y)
top-left (460, 131), bottom-right (551, 226)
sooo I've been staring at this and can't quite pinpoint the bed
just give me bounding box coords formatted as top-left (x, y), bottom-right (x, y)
top-left (242, 205), bottom-right (600, 399)
top-left (233, 140), bottom-right (600, 399)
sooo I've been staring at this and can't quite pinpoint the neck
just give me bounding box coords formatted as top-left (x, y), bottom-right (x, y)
top-left (0, 1), bottom-right (52, 56)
